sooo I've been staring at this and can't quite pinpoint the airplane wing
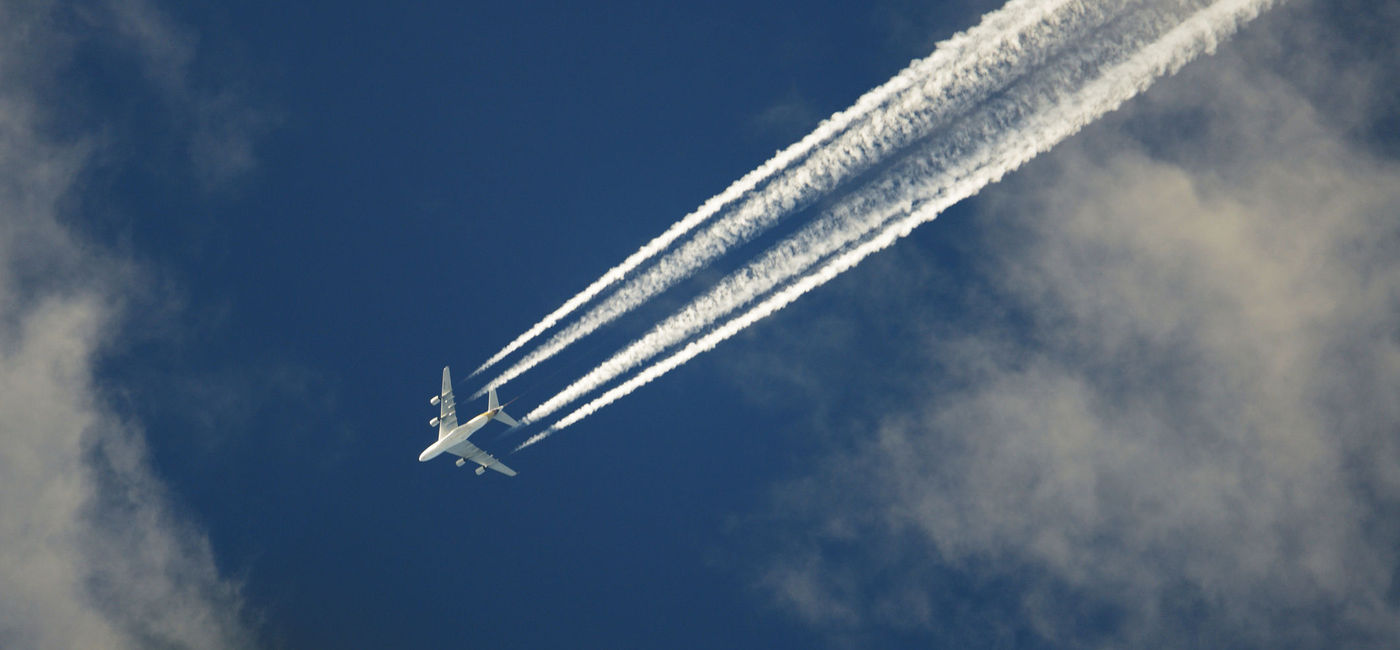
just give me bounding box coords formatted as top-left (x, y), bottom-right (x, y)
top-left (445, 438), bottom-right (518, 477)
top-left (436, 366), bottom-right (458, 439)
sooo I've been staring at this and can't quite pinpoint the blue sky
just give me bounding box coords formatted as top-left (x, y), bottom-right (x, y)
top-left (3, 0), bottom-right (1399, 648)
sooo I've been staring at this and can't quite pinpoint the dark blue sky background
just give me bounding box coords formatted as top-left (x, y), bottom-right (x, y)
top-left (22, 0), bottom-right (1393, 647)
top-left (76, 1), bottom-right (997, 647)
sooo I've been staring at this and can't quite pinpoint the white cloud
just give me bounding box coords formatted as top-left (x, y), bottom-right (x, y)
top-left (740, 1), bottom-right (1400, 647)
top-left (0, 2), bottom-right (254, 647)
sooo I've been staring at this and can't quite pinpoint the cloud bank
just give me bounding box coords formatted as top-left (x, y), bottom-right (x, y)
top-left (743, 1), bottom-right (1400, 647)
top-left (0, 2), bottom-right (255, 648)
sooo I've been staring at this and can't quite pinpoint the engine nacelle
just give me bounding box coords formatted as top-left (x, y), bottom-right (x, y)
top-left (474, 466), bottom-right (487, 476)
top-left (430, 395), bottom-right (440, 406)
top-left (429, 417), bottom-right (440, 428)
top-left (455, 458), bottom-right (467, 468)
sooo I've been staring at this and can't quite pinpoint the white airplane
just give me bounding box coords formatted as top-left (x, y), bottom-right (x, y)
top-left (418, 366), bottom-right (519, 476)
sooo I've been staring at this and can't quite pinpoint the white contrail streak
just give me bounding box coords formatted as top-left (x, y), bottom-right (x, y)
top-left (522, 0), bottom-right (1210, 425)
top-left (469, 0), bottom-right (1097, 380)
top-left (519, 0), bottom-right (1279, 449)
top-left (474, 0), bottom-right (1141, 396)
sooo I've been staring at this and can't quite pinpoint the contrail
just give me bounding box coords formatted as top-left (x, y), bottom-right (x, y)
top-left (473, 0), bottom-right (1141, 396)
top-left (519, 0), bottom-right (1279, 449)
top-left (468, 0), bottom-right (1099, 380)
top-left (521, 0), bottom-right (1216, 425)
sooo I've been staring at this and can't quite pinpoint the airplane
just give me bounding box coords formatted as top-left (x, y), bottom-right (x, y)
top-left (418, 366), bottom-right (519, 476)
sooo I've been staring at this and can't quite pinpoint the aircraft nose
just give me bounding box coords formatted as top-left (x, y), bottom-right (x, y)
top-left (418, 446), bottom-right (434, 462)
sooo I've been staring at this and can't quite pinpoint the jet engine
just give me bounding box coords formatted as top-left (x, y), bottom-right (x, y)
top-left (429, 417), bottom-right (440, 427)
top-left (474, 466), bottom-right (487, 476)
top-left (430, 395), bottom-right (440, 406)
top-left (455, 458), bottom-right (467, 468)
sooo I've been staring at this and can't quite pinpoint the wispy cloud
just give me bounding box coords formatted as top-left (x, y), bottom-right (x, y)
top-left (0, 2), bottom-right (255, 647)
top-left (739, 2), bottom-right (1400, 645)
top-left (96, 0), bottom-right (272, 187)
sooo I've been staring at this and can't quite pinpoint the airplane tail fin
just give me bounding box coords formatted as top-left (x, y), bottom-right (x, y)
top-left (487, 388), bottom-right (520, 428)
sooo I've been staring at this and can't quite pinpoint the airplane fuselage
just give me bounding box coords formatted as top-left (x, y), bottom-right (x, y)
top-left (420, 367), bottom-right (519, 476)
top-left (418, 408), bottom-right (501, 462)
